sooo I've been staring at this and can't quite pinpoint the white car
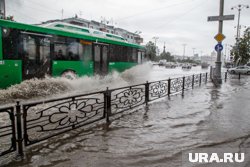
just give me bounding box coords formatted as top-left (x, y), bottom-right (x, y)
top-left (228, 66), bottom-right (250, 74)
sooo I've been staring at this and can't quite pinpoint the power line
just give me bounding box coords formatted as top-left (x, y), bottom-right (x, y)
top-left (155, 0), bottom-right (207, 29)
top-left (117, 0), bottom-right (196, 21)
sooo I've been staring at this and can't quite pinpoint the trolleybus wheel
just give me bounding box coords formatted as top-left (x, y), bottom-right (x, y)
top-left (61, 70), bottom-right (77, 80)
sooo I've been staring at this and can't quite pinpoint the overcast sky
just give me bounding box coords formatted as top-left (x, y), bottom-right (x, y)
top-left (6, 0), bottom-right (250, 57)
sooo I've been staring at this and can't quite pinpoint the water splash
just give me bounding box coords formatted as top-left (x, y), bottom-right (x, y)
top-left (0, 77), bottom-right (70, 104)
top-left (0, 63), bottom-right (153, 104)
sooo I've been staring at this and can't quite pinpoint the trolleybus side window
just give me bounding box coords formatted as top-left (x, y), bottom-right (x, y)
top-left (53, 36), bottom-right (92, 61)
top-left (80, 40), bottom-right (92, 61)
top-left (109, 45), bottom-right (127, 62)
top-left (2, 28), bottom-right (22, 60)
top-left (109, 45), bottom-right (138, 63)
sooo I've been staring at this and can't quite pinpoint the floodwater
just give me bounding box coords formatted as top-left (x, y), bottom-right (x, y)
top-left (2, 65), bottom-right (250, 167)
top-left (0, 63), bottom-right (208, 105)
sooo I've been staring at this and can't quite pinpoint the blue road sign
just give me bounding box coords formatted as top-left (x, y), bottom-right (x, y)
top-left (215, 43), bottom-right (223, 52)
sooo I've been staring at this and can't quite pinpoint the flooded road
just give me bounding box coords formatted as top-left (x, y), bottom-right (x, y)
top-left (2, 65), bottom-right (250, 167)
top-left (0, 64), bottom-right (208, 105)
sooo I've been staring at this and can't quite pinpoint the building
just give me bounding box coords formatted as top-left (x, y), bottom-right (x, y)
top-left (40, 16), bottom-right (143, 45)
top-left (0, 0), bottom-right (5, 19)
top-left (192, 53), bottom-right (200, 61)
top-left (200, 51), bottom-right (217, 66)
top-left (173, 55), bottom-right (189, 60)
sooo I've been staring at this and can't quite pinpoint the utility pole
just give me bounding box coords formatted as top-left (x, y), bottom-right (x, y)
top-left (152, 36), bottom-right (159, 56)
top-left (207, 0), bottom-right (234, 84)
top-left (182, 44), bottom-right (186, 60)
top-left (192, 48), bottom-right (196, 56)
top-left (61, 9), bottom-right (64, 20)
top-left (231, 4), bottom-right (249, 66)
top-left (224, 44), bottom-right (227, 63)
top-left (152, 36), bottom-right (159, 46)
top-left (231, 5), bottom-right (249, 40)
top-left (216, 0), bottom-right (224, 83)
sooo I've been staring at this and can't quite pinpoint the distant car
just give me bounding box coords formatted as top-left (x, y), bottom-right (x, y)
top-left (165, 62), bottom-right (177, 68)
top-left (159, 60), bottom-right (167, 66)
top-left (182, 64), bottom-right (192, 69)
top-left (228, 66), bottom-right (250, 74)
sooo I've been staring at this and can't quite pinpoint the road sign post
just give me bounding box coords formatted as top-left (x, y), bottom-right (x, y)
top-left (207, 0), bottom-right (234, 84)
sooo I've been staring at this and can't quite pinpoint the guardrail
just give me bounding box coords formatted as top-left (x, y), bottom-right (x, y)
top-left (0, 73), bottom-right (208, 158)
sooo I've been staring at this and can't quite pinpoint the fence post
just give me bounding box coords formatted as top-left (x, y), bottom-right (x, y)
top-left (192, 74), bottom-right (194, 89)
top-left (205, 73), bottom-right (208, 83)
top-left (239, 73), bottom-right (241, 80)
top-left (182, 76), bottom-right (185, 96)
top-left (168, 78), bottom-right (171, 96)
top-left (199, 73), bottom-right (202, 86)
top-left (145, 81), bottom-right (149, 105)
top-left (225, 72), bottom-right (227, 81)
top-left (104, 87), bottom-right (111, 123)
top-left (15, 101), bottom-right (24, 157)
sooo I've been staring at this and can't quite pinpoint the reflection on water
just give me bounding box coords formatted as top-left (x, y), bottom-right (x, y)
top-left (2, 65), bottom-right (250, 167)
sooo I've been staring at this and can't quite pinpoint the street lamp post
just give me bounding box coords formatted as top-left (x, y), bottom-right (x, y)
top-left (152, 36), bottom-right (159, 56)
top-left (152, 36), bottom-right (159, 46)
top-left (231, 4), bottom-right (249, 66)
top-left (231, 4), bottom-right (249, 40)
top-left (192, 48), bottom-right (196, 56)
top-left (182, 44), bottom-right (186, 60)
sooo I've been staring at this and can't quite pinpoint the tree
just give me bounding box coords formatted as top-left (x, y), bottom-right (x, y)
top-left (145, 41), bottom-right (157, 61)
top-left (230, 27), bottom-right (250, 65)
top-left (159, 51), bottom-right (174, 62)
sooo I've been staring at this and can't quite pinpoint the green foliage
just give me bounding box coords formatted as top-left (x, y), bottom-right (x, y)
top-left (159, 51), bottom-right (174, 62)
top-left (231, 27), bottom-right (250, 65)
top-left (145, 41), bottom-right (157, 61)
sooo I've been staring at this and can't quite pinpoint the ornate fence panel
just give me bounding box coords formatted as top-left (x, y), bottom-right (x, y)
top-left (202, 73), bottom-right (207, 83)
top-left (148, 80), bottom-right (169, 101)
top-left (0, 107), bottom-right (16, 156)
top-left (170, 77), bottom-right (183, 94)
top-left (110, 84), bottom-right (146, 115)
top-left (22, 92), bottom-right (105, 146)
top-left (193, 74), bottom-right (200, 86)
top-left (184, 75), bottom-right (193, 90)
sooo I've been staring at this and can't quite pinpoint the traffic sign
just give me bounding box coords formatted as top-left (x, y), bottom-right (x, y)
top-left (215, 43), bottom-right (223, 52)
top-left (214, 33), bottom-right (225, 42)
top-left (207, 15), bottom-right (235, 21)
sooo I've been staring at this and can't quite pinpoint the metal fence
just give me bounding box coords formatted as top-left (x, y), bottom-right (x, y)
top-left (224, 71), bottom-right (249, 80)
top-left (0, 73), bottom-right (208, 158)
top-left (0, 107), bottom-right (16, 156)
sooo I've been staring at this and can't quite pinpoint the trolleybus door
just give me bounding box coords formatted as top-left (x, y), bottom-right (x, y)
top-left (93, 43), bottom-right (109, 75)
top-left (21, 32), bottom-right (52, 80)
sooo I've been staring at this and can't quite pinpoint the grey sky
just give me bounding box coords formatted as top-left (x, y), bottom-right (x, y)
top-left (6, 0), bottom-right (250, 56)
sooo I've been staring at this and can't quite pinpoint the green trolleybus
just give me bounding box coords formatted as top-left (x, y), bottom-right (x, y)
top-left (0, 19), bottom-right (145, 89)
